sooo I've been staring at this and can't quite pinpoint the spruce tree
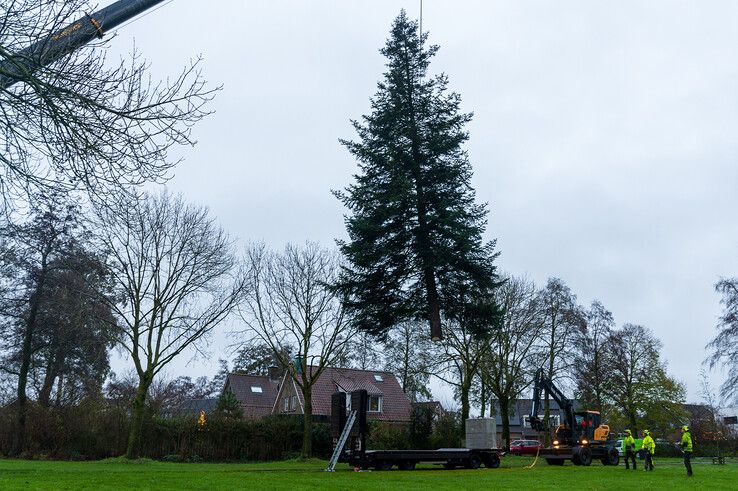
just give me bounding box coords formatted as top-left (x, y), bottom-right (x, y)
top-left (336, 11), bottom-right (500, 341)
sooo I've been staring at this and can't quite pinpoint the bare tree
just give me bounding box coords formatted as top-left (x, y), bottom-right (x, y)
top-left (482, 275), bottom-right (544, 450)
top-left (697, 368), bottom-right (728, 453)
top-left (0, 0), bottom-right (217, 210)
top-left (98, 192), bottom-right (245, 458)
top-left (231, 341), bottom-right (292, 376)
top-left (573, 300), bottom-right (615, 414)
top-left (536, 277), bottom-right (584, 443)
top-left (240, 242), bottom-right (353, 457)
top-left (437, 319), bottom-right (492, 433)
top-left (706, 277), bottom-right (738, 404)
top-left (604, 323), bottom-right (685, 435)
top-left (345, 331), bottom-right (383, 370)
top-left (383, 321), bottom-right (437, 402)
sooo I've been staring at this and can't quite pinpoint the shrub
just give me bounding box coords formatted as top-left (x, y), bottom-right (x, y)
top-left (0, 401), bottom-right (330, 461)
top-left (429, 412), bottom-right (462, 449)
top-left (367, 421), bottom-right (411, 450)
top-left (408, 406), bottom-right (434, 449)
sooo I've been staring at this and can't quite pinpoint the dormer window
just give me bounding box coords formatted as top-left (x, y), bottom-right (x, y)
top-left (369, 395), bottom-right (383, 412)
top-left (373, 374), bottom-right (384, 382)
top-left (251, 386), bottom-right (263, 393)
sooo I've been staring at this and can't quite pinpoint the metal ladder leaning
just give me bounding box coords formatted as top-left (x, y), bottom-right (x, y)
top-left (325, 410), bottom-right (357, 472)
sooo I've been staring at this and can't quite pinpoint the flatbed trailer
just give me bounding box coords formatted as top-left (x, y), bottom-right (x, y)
top-left (346, 447), bottom-right (503, 471)
top-left (330, 390), bottom-right (504, 471)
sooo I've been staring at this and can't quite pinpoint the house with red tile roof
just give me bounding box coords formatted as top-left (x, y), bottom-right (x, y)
top-left (223, 371), bottom-right (282, 419)
top-left (272, 366), bottom-right (412, 423)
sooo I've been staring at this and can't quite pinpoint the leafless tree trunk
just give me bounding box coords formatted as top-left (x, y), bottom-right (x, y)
top-left (482, 275), bottom-right (544, 450)
top-left (573, 300), bottom-right (614, 414)
top-left (383, 321), bottom-right (437, 402)
top-left (240, 242), bottom-right (353, 457)
top-left (0, 0), bottom-right (218, 212)
top-left (98, 192), bottom-right (245, 459)
top-left (437, 319), bottom-right (492, 434)
top-left (537, 277), bottom-right (584, 444)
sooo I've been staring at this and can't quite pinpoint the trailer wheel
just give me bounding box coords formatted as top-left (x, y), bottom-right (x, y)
top-left (398, 461), bottom-right (416, 471)
top-left (375, 461), bottom-right (393, 471)
top-left (465, 454), bottom-right (482, 469)
top-left (483, 454), bottom-right (501, 469)
top-left (545, 458), bottom-right (565, 466)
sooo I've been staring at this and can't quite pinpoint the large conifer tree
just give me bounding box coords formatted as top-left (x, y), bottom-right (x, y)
top-left (336, 11), bottom-right (500, 341)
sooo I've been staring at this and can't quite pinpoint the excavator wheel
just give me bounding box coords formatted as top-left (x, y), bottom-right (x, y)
top-left (601, 447), bottom-right (620, 466)
top-left (572, 446), bottom-right (592, 466)
top-left (571, 449), bottom-right (582, 466)
top-left (579, 447), bottom-right (593, 466)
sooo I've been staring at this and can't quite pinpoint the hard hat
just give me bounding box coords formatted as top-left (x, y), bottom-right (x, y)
top-left (682, 425), bottom-right (689, 431)
top-left (625, 429), bottom-right (631, 435)
top-left (643, 430), bottom-right (650, 435)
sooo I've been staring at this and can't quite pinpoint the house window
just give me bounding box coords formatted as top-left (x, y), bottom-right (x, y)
top-left (283, 397), bottom-right (290, 412)
top-left (290, 395), bottom-right (298, 410)
top-left (250, 386), bottom-right (263, 393)
top-left (373, 374), bottom-right (384, 382)
top-left (368, 395), bottom-right (382, 413)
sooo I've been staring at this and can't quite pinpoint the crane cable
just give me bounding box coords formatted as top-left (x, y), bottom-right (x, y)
top-left (109, 0), bottom-right (176, 34)
top-left (419, 0), bottom-right (423, 39)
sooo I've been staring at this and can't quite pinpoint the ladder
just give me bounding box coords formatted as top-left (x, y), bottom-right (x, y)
top-left (325, 410), bottom-right (357, 472)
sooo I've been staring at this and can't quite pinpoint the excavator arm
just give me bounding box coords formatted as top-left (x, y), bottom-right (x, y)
top-left (529, 368), bottom-right (575, 434)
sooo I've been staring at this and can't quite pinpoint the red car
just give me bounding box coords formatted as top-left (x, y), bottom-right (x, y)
top-left (509, 439), bottom-right (544, 456)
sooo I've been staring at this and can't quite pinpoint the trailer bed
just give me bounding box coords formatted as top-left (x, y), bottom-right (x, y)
top-left (345, 447), bottom-right (503, 471)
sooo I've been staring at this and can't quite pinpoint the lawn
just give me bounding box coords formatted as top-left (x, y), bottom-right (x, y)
top-left (0, 456), bottom-right (736, 490)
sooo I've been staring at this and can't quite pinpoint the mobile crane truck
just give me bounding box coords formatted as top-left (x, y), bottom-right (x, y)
top-left (529, 368), bottom-right (620, 466)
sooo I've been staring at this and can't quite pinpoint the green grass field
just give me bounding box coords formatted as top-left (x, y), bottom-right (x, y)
top-left (1, 456), bottom-right (735, 490)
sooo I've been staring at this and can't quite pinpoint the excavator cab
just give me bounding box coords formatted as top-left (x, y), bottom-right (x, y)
top-left (572, 411), bottom-right (609, 442)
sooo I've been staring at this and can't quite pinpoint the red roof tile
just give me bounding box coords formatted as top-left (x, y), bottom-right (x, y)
top-left (224, 373), bottom-right (280, 419)
top-left (290, 366), bottom-right (411, 422)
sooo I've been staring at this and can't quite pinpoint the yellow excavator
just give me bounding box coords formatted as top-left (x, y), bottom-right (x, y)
top-left (529, 368), bottom-right (620, 466)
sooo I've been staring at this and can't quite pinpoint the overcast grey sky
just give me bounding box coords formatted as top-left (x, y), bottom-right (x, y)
top-left (107, 0), bottom-right (738, 404)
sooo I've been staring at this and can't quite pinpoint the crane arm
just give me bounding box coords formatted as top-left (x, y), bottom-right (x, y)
top-left (1, 0), bottom-right (166, 89)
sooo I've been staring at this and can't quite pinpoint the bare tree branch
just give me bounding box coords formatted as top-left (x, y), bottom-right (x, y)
top-left (97, 191), bottom-right (246, 458)
top-left (0, 1), bottom-right (219, 212)
top-left (238, 241), bottom-right (354, 457)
